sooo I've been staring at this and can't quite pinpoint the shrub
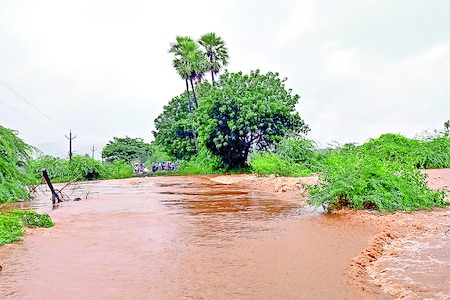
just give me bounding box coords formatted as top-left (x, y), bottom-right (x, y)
top-left (358, 133), bottom-right (420, 165)
top-left (177, 147), bottom-right (225, 175)
top-left (308, 151), bottom-right (446, 212)
top-left (99, 159), bottom-right (134, 179)
top-left (412, 137), bottom-right (450, 169)
top-left (275, 137), bottom-right (319, 170)
top-left (27, 155), bottom-right (101, 183)
top-left (248, 152), bottom-right (311, 177)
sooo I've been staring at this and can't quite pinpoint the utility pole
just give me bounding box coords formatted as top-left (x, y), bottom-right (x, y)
top-left (90, 144), bottom-right (97, 159)
top-left (65, 129), bottom-right (76, 163)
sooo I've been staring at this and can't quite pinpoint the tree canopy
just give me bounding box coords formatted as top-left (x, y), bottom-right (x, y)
top-left (196, 70), bottom-right (309, 168)
top-left (153, 70), bottom-right (309, 169)
top-left (101, 137), bottom-right (152, 164)
top-left (152, 94), bottom-right (197, 160)
top-left (198, 32), bottom-right (229, 83)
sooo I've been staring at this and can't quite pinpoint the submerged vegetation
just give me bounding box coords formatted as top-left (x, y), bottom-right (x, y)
top-left (0, 210), bottom-right (54, 246)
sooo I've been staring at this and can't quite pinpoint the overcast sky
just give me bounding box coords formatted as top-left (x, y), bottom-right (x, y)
top-left (1, 0), bottom-right (449, 158)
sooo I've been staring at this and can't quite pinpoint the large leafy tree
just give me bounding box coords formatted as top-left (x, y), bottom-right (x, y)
top-left (101, 137), bottom-right (152, 164)
top-left (153, 93), bottom-right (197, 160)
top-left (198, 32), bottom-right (229, 83)
top-left (196, 70), bottom-right (309, 169)
top-left (0, 126), bottom-right (34, 203)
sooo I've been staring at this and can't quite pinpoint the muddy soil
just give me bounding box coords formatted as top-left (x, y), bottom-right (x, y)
top-left (0, 171), bottom-right (449, 299)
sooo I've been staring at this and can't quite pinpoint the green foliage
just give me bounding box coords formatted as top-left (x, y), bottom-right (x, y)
top-left (27, 155), bottom-right (102, 183)
top-left (248, 152), bottom-right (311, 177)
top-left (358, 134), bottom-right (420, 165)
top-left (153, 94), bottom-right (197, 160)
top-left (308, 144), bottom-right (447, 212)
top-left (102, 136), bottom-right (152, 164)
top-left (358, 133), bottom-right (450, 169)
top-left (412, 137), bottom-right (450, 169)
top-left (196, 70), bottom-right (309, 169)
top-left (27, 155), bottom-right (137, 183)
top-left (275, 137), bottom-right (318, 171)
top-left (0, 126), bottom-right (34, 203)
top-left (0, 210), bottom-right (54, 246)
top-left (146, 144), bottom-right (174, 163)
top-left (99, 159), bottom-right (134, 180)
top-left (198, 32), bottom-right (229, 82)
top-left (177, 147), bottom-right (225, 175)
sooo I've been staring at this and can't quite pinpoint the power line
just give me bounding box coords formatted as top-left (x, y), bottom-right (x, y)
top-left (0, 77), bottom-right (67, 131)
top-left (0, 98), bottom-right (62, 135)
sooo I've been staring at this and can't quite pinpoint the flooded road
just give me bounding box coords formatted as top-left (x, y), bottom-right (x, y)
top-left (0, 175), bottom-right (387, 299)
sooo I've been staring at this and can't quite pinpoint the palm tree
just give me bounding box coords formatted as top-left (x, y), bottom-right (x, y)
top-left (169, 36), bottom-right (196, 110)
top-left (169, 36), bottom-right (207, 109)
top-left (198, 33), bottom-right (229, 83)
top-left (186, 50), bottom-right (208, 108)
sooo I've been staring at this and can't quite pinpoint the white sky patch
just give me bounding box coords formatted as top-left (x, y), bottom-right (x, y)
top-left (0, 0), bottom-right (449, 156)
top-left (321, 43), bottom-right (360, 75)
top-left (276, 0), bottom-right (315, 45)
top-left (402, 44), bottom-right (448, 67)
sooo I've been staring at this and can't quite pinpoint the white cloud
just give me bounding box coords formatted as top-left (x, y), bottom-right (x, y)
top-left (276, 0), bottom-right (315, 45)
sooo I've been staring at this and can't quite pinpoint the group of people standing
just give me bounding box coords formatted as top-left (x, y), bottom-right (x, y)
top-left (134, 161), bottom-right (176, 175)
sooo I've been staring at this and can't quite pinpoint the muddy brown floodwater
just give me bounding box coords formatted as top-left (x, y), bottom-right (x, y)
top-left (0, 172), bottom-right (449, 299)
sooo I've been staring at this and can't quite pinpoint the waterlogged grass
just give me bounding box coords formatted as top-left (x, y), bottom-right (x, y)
top-left (0, 210), bottom-right (54, 246)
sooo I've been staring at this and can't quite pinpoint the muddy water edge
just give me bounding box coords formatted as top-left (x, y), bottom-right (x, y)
top-left (1, 175), bottom-right (392, 299)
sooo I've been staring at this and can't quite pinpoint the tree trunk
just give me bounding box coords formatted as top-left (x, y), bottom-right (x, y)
top-left (189, 78), bottom-right (198, 108)
top-left (210, 53), bottom-right (215, 84)
top-left (185, 79), bottom-right (192, 111)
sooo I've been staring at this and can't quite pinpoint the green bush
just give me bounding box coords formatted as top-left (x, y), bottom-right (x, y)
top-left (177, 147), bottom-right (225, 175)
top-left (249, 152), bottom-right (311, 177)
top-left (275, 137), bottom-right (319, 170)
top-left (145, 144), bottom-right (174, 164)
top-left (308, 151), bottom-right (446, 212)
top-left (358, 133), bottom-right (420, 165)
top-left (99, 159), bottom-right (134, 179)
top-left (0, 210), bottom-right (54, 246)
top-left (27, 155), bottom-right (104, 183)
top-left (357, 133), bottom-right (450, 169)
top-left (412, 137), bottom-right (450, 169)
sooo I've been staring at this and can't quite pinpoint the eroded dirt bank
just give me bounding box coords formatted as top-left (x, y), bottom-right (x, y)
top-left (0, 171), bottom-right (449, 299)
